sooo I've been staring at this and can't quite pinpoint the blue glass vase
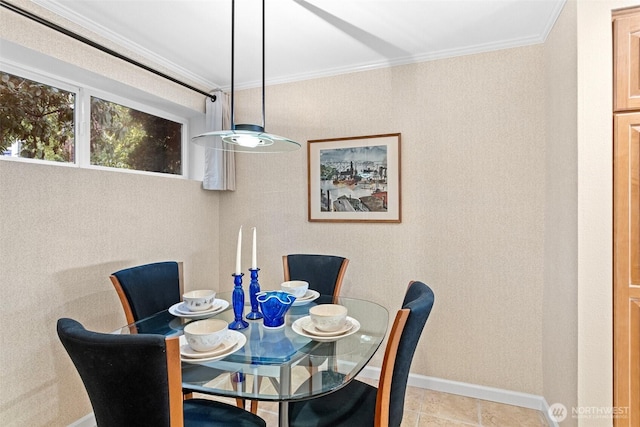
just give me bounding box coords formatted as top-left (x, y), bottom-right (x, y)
top-left (256, 291), bottom-right (296, 329)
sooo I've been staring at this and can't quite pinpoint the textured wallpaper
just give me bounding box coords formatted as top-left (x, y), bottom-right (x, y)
top-left (0, 160), bottom-right (220, 426)
top-left (2, 1), bottom-right (604, 425)
top-left (226, 45), bottom-right (547, 395)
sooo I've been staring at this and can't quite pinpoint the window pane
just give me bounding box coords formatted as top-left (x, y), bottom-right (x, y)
top-left (90, 97), bottom-right (182, 175)
top-left (0, 72), bottom-right (75, 162)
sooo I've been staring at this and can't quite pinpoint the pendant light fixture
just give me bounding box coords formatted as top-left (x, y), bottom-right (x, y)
top-left (192, 0), bottom-right (301, 153)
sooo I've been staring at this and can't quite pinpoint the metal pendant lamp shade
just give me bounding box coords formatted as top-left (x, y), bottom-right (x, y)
top-left (192, 0), bottom-right (301, 153)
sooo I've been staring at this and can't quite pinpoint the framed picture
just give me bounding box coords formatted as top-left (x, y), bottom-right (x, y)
top-left (308, 133), bottom-right (401, 223)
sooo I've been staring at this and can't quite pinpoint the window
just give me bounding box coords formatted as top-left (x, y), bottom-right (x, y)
top-left (0, 72), bottom-right (75, 162)
top-left (1, 69), bottom-right (186, 176)
top-left (91, 97), bottom-right (182, 175)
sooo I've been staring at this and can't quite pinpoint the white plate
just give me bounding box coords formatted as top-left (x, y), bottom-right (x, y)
top-left (169, 299), bottom-right (229, 319)
top-left (292, 316), bottom-right (360, 342)
top-left (175, 300), bottom-right (224, 315)
top-left (179, 331), bottom-right (246, 364)
top-left (301, 318), bottom-right (354, 337)
top-left (176, 299), bottom-right (226, 314)
top-left (180, 331), bottom-right (239, 358)
top-left (292, 289), bottom-right (320, 306)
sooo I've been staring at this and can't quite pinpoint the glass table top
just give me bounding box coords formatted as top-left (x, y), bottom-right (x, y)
top-left (115, 292), bottom-right (389, 403)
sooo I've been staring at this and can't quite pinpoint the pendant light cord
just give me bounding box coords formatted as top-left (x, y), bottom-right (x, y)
top-left (230, 0), bottom-right (236, 129)
top-left (191, 0), bottom-right (300, 153)
top-left (229, 0), bottom-right (266, 132)
top-left (262, 0), bottom-right (266, 130)
top-left (0, 0), bottom-right (217, 102)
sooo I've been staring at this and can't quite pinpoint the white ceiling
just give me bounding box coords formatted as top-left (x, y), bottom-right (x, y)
top-left (33, 0), bottom-right (566, 91)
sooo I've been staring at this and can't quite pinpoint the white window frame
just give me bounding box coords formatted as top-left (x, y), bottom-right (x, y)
top-left (1, 62), bottom-right (81, 169)
top-left (1, 62), bottom-right (189, 178)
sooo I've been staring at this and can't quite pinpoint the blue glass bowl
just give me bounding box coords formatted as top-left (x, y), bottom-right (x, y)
top-left (256, 291), bottom-right (296, 328)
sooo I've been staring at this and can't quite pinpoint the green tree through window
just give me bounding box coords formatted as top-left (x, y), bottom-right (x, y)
top-left (90, 97), bottom-right (182, 174)
top-left (2, 71), bottom-right (183, 175)
top-left (0, 72), bottom-right (75, 162)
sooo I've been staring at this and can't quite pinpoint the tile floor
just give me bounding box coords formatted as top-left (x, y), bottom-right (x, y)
top-left (203, 376), bottom-right (550, 427)
top-left (396, 387), bottom-right (549, 427)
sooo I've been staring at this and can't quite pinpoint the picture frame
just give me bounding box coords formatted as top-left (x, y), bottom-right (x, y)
top-left (308, 133), bottom-right (401, 223)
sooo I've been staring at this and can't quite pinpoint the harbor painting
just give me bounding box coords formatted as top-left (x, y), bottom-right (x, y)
top-left (308, 133), bottom-right (401, 223)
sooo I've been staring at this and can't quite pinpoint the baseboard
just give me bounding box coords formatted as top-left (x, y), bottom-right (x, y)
top-left (357, 366), bottom-right (559, 427)
top-left (67, 412), bottom-right (96, 427)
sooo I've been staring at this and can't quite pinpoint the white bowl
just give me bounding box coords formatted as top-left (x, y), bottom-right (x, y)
top-left (182, 289), bottom-right (216, 312)
top-left (280, 280), bottom-right (309, 298)
top-left (309, 304), bottom-right (348, 332)
top-left (183, 318), bottom-right (228, 352)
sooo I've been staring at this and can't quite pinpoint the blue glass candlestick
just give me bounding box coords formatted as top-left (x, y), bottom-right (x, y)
top-left (229, 273), bottom-right (249, 330)
top-left (246, 268), bottom-right (263, 320)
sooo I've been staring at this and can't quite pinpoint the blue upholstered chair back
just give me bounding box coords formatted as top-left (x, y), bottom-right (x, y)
top-left (283, 254), bottom-right (348, 297)
top-left (57, 318), bottom-right (173, 427)
top-left (388, 281), bottom-right (435, 427)
top-left (286, 281), bottom-right (435, 427)
top-left (111, 261), bottom-right (181, 322)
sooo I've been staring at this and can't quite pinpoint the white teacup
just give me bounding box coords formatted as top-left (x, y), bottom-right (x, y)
top-left (182, 289), bottom-right (216, 312)
top-left (309, 304), bottom-right (348, 332)
top-left (183, 318), bottom-right (227, 352)
top-left (280, 280), bottom-right (309, 298)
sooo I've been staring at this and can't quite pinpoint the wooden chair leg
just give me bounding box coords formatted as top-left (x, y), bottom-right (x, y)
top-left (247, 375), bottom-right (264, 414)
top-left (230, 371), bottom-right (262, 413)
top-left (183, 392), bottom-right (194, 400)
top-left (230, 372), bottom-right (246, 409)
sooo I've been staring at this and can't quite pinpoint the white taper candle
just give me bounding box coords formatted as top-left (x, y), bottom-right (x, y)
top-left (235, 226), bottom-right (242, 275)
top-left (251, 227), bottom-right (257, 269)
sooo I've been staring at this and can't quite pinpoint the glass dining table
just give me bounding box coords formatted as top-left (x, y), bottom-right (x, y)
top-left (114, 291), bottom-right (388, 427)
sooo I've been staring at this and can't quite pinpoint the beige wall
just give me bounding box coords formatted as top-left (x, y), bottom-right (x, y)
top-left (1, 0), bottom-right (623, 425)
top-left (0, 2), bottom-right (220, 426)
top-left (575, 0), bottom-right (638, 424)
top-left (226, 45), bottom-right (547, 393)
top-left (539, 0), bottom-right (638, 423)
top-left (0, 161), bottom-right (220, 426)
top-left (543, 1), bottom-right (579, 424)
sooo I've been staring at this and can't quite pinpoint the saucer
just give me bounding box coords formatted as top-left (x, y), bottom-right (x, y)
top-left (175, 300), bottom-right (222, 315)
top-left (180, 332), bottom-right (238, 358)
top-left (292, 316), bottom-right (360, 342)
top-left (301, 318), bottom-right (354, 337)
top-left (169, 299), bottom-right (229, 319)
top-left (179, 331), bottom-right (246, 363)
top-left (292, 290), bottom-right (320, 306)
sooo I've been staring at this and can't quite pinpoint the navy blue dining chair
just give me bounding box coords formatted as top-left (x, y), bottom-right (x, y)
top-left (234, 254), bottom-right (351, 415)
top-left (287, 281), bottom-right (435, 427)
top-left (282, 254), bottom-right (349, 303)
top-left (110, 261), bottom-right (183, 325)
top-left (283, 254), bottom-right (350, 369)
top-left (109, 261), bottom-right (236, 404)
top-left (57, 318), bottom-right (266, 427)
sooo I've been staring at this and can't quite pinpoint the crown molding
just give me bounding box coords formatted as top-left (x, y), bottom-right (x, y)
top-left (31, 0), bottom-right (220, 90)
top-left (31, 0), bottom-right (566, 92)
